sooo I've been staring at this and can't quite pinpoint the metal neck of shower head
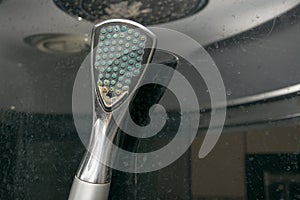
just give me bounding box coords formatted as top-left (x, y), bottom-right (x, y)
top-left (75, 19), bottom-right (157, 184)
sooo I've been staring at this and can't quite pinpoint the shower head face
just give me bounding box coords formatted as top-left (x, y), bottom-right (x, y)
top-left (92, 19), bottom-right (157, 111)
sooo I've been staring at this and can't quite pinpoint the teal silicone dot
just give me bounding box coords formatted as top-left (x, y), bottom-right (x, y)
top-left (137, 50), bottom-right (144, 55)
top-left (102, 54), bottom-right (107, 59)
top-left (98, 81), bottom-right (103, 86)
top-left (113, 34), bottom-right (118, 39)
top-left (108, 27), bottom-right (113, 32)
top-left (96, 55), bottom-right (101, 60)
top-left (125, 72), bottom-right (131, 78)
top-left (135, 63), bottom-right (141, 68)
top-left (97, 49), bottom-right (102, 54)
top-left (118, 39), bottom-right (123, 45)
top-left (121, 63), bottom-right (126, 68)
top-left (104, 80), bottom-right (110, 85)
top-left (106, 34), bottom-right (111, 39)
top-left (99, 42), bottom-right (104, 47)
top-left (99, 74), bottom-right (104, 79)
top-left (114, 25), bottom-right (120, 32)
top-left (117, 83), bottom-right (122, 88)
top-left (109, 54), bottom-right (114, 59)
top-left (122, 56), bottom-right (128, 62)
top-left (101, 28), bottom-right (106, 34)
top-left (118, 76), bottom-right (124, 81)
top-left (110, 87), bottom-right (115, 92)
top-left (121, 25), bottom-right (127, 32)
top-left (125, 79), bottom-right (131, 85)
top-left (113, 66), bottom-right (119, 72)
top-left (125, 43), bottom-right (130, 48)
top-left (101, 61), bottom-right (106, 66)
top-left (130, 53), bottom-right (135, 58)
top-left (126, 36), bottom-right (131, 41)
top-left (120, 33), bottom-right (125, 38)
top-left (108, 60), bottom-right (113, 66)
top-left (133, 69), bottom-right (140, 75)
top-left (128, 59), bottom-right (135, 65)
top-left (136, 56), bottom-right (142, 62)
top-left (128, 29), bottom-right (133, 34)
top-left (116, 53), bottom-right (121, 59)
top-left (110, 47), bottom-right (115, 52)
top-left (124, 49), bottom-right (129, 55)
top-left (133, 39), bottom-right (138, 44)
top-left (141, 36), bottom-right (146, 41)
top-left (132, 46), bottom-right (137, 51)
top-left (99, 67), bottom-right (105, 72)
top-left (139, 43), bottom-right (145, 48)
top-left (105, 41), bottom-right (110, 46)
top-left (122, 86), bottom-right (129, 91)
top-left (120, 70), bottom-right (125, 75)
top-left (127, 66), bottom-right (133, 71)
top-left (134, 32), bottom-right (139, 38)
top-left (111, 80), bottom-right (116, 85)
top-left (105, 74), bottom-right (110, 79)
top-left (106, 67), bottom-right (112, 72)
top-left (114, 60), bottom-right (120, 65)
top-left (112, 73), bottom-right (117, 79)
top-left (117, 47), bottom-right (122, 52)
top-left (95, 62), bottom-right (100, 67)
top-left (100, 36), bottom-right (105, 41)
top-left (104, 48), bottom-right (109, 53)
top-left (112, 40), bottom-right (117, 45)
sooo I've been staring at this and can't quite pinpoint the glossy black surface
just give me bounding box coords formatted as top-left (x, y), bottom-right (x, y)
top-left (1, 2), bottom-right (300, 200)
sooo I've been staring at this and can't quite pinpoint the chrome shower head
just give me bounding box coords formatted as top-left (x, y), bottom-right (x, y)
top-left (69, 19), bottom-right (178, 200)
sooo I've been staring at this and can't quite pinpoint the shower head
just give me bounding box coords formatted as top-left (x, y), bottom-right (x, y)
top-left (69, 19), bottom-right (178, 200)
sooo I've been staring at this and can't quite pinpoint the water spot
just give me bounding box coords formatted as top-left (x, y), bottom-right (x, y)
top-left (123, 161), bottom-right (129, 167)
top-left (226, 89), bottom-right (232, 96)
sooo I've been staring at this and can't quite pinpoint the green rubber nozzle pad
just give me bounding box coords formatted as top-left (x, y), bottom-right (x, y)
top-left (94, 24), bottom-right (148, 97)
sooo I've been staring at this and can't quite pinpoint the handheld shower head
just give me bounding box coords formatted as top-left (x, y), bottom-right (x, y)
top-left (69, 19), bottom-right (177, 200)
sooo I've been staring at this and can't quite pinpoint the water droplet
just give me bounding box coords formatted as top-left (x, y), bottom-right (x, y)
top-left (226, 89), bottom-right (232, 96)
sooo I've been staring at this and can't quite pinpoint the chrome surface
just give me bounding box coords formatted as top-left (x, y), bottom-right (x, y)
top-left (76, 116), bottom-right (117, 184)
top-left (73, 19), bottom-right (156, 185)
top-left (69, 176), bottom-right (110, 200)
